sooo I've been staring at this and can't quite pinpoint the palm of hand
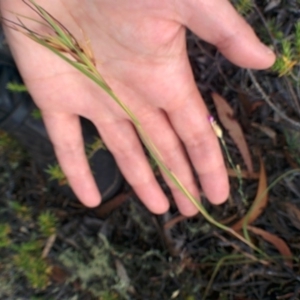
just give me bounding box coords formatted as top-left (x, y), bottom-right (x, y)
top-left (1, 0), bottom-right (275, 215)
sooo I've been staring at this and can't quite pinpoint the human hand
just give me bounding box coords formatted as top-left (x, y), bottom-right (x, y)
top-left (1, 0), bottom-right (275, 216)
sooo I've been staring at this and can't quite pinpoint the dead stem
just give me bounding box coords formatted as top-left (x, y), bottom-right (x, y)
top-left (247, 69), bottom-right (300, 130)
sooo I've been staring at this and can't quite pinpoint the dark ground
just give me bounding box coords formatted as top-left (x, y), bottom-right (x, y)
top-left (1, 1), bottom-right (300, 299)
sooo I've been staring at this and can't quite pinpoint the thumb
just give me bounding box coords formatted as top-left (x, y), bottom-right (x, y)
top-left (179, 0), bottom-right (275, 69)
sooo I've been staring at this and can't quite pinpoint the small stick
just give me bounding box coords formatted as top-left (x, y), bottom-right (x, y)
top-left (41, 233), bottom-right (56, 258)
top-left (247, 69), bottom-right (300, 130)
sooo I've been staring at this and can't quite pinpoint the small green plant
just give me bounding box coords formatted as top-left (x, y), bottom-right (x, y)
top-left (0, 223), bottom-right (11, 248)
top-left (232, 0), bottom-right (253, 15)
top-left (86, 136), bottom-right (106, 159)
top-left (59, 235), bottom-right (126, 298)
top-left (0, 208), bottom-right (55, 291)
top-left (272, 39), bottom-right (297, 76)
top-left (272, 21), bottom-right (300, 76)
top-left (266, 18), bottom-right (284, 41)
top-left (46, 137), bottom-right (106, 185)
top-left (295, 22), bottom-right (300, 59)
top-left (0, 262), bottom-right (17, 299)
top-left (0, 131), bottom-right (25, 164)
top-left (9, 201), bottom-right (32, 221)
top-left (6, 82), bottom-right (28, 92)
top-left (31, 108), bottom-right (43, 120)
top-left (0, 131), bottom-right (11, 148)
top-left (6, 82), bottom-right (43, 120)
top-left (45, 163), bottom-right (67, 185)
top-left (0, 131), bottom-right (18, 152)
top-left (38, 210), bottom-right (57, 237)
top-left (13, 240), bottom-right (52, 290)
top-left (100, 291), bottom-right (121, 300)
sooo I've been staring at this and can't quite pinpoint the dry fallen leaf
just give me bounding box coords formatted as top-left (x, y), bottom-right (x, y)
top-left (232, 158), bottom-right (268, 231)
top-left (212, 93), bottom-right (253, 173)
top-left (49, 264), bottom-right (70, 284)
top-left (247, 225), bottom-right (293, 269)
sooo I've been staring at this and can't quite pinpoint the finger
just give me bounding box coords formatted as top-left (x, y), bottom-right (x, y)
top-left (42, 112), bottom-right (101, 207)
top-left (167, 86), bottom-right (229, 205)
top-left (180, 0), bottom-right (276, 69)
top-left (94, 119), bottom-right (170, 214)
top-left (137, 109), bottom-right (200, 216)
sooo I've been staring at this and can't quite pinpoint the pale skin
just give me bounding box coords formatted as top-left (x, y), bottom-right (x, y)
top-left (0, 0), bottom-right (276, 216)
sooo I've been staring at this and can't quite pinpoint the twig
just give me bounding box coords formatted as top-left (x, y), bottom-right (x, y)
top-left (213, 232), bottom-right (269, 265)
top-left (253, 3), bottom-right (277, 51)
top-left (283, 76), bottom-right (300, 117)
top-left (212, 269), bottom-right (291, 288)
top-left (41, 233), bottom-right (56, 258)
top-left (247, 69), bottom-right (300, 130)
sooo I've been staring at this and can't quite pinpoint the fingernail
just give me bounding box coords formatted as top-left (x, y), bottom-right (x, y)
top-left (260, 43), bottom-right (274, 55)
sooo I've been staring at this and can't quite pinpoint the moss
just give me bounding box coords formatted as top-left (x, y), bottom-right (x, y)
top-left (59, 235), bottom-right (127, 299)
top-left (38, 211), bottom-right (58, 237)
top-left (0, 223), bottom-right (11, 248)
top-left (13, 240), bottom-right (52, 290)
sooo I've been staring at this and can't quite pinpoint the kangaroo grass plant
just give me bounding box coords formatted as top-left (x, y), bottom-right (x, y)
top-left (5, 0), bottom-right (269, 255)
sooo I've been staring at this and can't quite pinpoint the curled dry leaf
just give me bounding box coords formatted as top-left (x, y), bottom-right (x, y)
top-left (231, 158), bottom-right (268, 231)
top-left (211, 93), bottom-right (253, 173)
top-left (247, 225), bottom-right (293, 269)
